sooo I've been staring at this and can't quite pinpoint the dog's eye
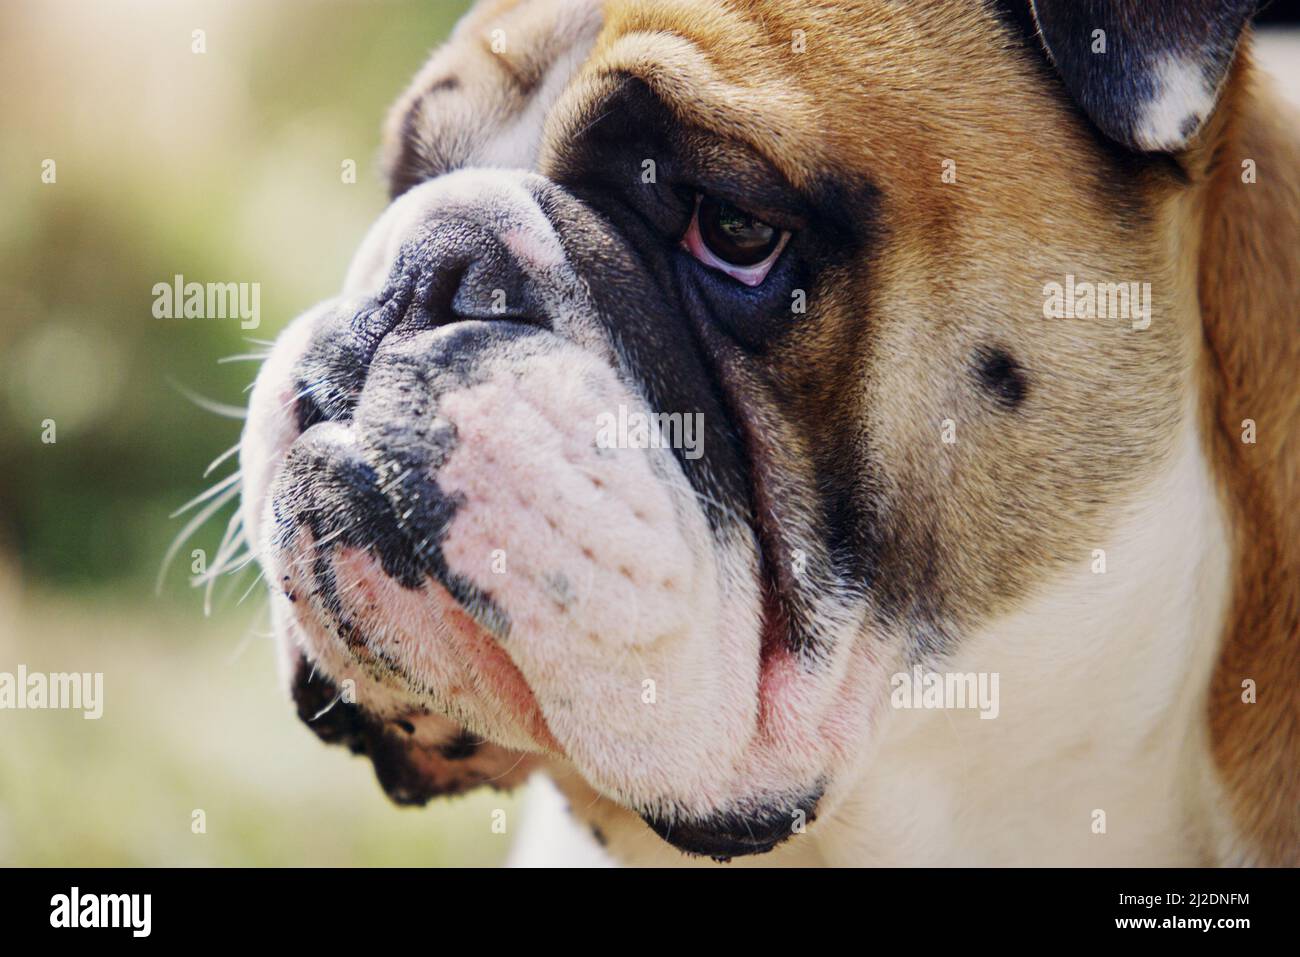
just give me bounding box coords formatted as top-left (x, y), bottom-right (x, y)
top-left (682, 194), bottom-right (790, 286)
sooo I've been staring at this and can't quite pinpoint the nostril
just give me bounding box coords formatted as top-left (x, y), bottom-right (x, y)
top-left (295, 387), bottom-right (329, 433)
top-left (448, 251), bottom-right (538, 324)
top-left (289, 223), bottom-right (550, 436)
top-left (396, 223), bottom-right (545, 329)
top-left (293, 372), bottom-right (359, 430)
top-left (409, 260), bottom-right (469, 332)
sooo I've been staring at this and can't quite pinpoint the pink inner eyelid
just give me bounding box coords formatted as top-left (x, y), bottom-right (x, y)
top-left (681, 204), bottom-right (791, 287)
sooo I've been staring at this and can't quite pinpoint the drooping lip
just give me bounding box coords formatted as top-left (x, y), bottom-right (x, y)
top-left (272, 419), bottom-right (562, 753)
top-left (249, 312), bottom-right (583, 759)
top-left (405, 572), bottom-right (560, 752)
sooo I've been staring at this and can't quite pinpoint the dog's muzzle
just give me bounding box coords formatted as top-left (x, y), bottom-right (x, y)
top-left (241, 169), bottom-right (872, 858)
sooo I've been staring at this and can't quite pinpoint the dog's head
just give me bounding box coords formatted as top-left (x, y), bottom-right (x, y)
top-left (241, 0), bottom-right (1255, 858)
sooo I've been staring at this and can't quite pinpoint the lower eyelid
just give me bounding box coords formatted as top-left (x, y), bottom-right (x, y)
top-left (681, 217), bottom-right (790, 287)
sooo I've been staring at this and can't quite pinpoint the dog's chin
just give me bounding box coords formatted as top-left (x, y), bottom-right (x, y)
top-left (640, 785), bottom-right (827, 859)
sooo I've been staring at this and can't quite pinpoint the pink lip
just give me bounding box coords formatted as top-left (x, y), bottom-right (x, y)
top-left (432, 590), bottom-right (562, 753)
top-left (285, 538), bottom-right (562, 756)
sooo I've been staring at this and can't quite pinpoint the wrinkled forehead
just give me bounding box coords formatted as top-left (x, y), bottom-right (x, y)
top-left (538, 0), bottom-right (1108, 205)
top-left (535, 0), bottom-right (1167, 242)
top-left (542, 0), bottom-right (830, 188)
top-left (386, 0), bottom-right (1155, 246)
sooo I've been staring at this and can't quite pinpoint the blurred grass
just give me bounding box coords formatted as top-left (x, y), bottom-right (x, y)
top-left (0, 0), bottom-right (534, 866)
top-left (0, 571), bottom-right (517, 866)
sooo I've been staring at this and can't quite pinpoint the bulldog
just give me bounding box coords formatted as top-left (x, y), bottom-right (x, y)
top-left (237, 0), bottom-right (1299, 866)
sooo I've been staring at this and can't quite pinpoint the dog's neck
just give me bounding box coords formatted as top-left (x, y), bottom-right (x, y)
top-left (807, 64), bottom-right (1290, 867)
top-left (817, 42), bottom-right (1300, 868)
top-left (1193, 42), bottom-right (1300, 866)
top-left (824, 409), bottom-right (1232, 865)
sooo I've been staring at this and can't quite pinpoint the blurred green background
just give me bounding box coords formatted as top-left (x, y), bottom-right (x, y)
top-left (0, 0), bottom-right (529, 866)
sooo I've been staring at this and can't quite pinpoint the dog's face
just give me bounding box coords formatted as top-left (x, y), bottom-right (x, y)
top-left (241, 0), bottom-right (1251, 858)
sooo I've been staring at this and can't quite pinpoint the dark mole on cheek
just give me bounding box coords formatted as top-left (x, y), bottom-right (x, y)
top-left (973, 345), bottom-right (1029, 409)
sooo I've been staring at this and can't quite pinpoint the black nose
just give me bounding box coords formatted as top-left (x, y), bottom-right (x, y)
top-left (399, 221), bottom-right (542, 331)
top-left (291, 220), bottom-right (545, 430)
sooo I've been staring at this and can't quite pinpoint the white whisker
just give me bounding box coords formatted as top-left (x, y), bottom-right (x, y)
top-left (155, 482), bottom-right (241, 595)
top-left (169, 378), bottom-right (248, 420)
top-left (201, 543), bottom-right (254, 617)
top-left (236, 566), bottom-right (269, 606)
top-left (170, 470), bottom-right (241, 519)
top-left (202, 442), bottom-right (241, 479)
top-left (195, 506), bottom-right (245, 587)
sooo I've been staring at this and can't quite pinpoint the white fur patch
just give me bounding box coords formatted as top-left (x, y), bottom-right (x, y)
top-left (808, 403), bottom-right (1233, 865)
top-left (240, 299), bottom-right (343, 558)
top-left (1134, 54), bottom-right (1218, 151)
top-left (507, 774), bottom-right (616, 867)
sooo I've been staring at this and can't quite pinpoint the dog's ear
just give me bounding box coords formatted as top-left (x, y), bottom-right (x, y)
top-left (289, 654), bottom-right (536, 806)
top-left (1027, 0), bottom-right (1256, 153)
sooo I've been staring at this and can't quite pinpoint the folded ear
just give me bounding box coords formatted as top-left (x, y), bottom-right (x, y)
top-left (1028, 0), bottom-right (1256, 153)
